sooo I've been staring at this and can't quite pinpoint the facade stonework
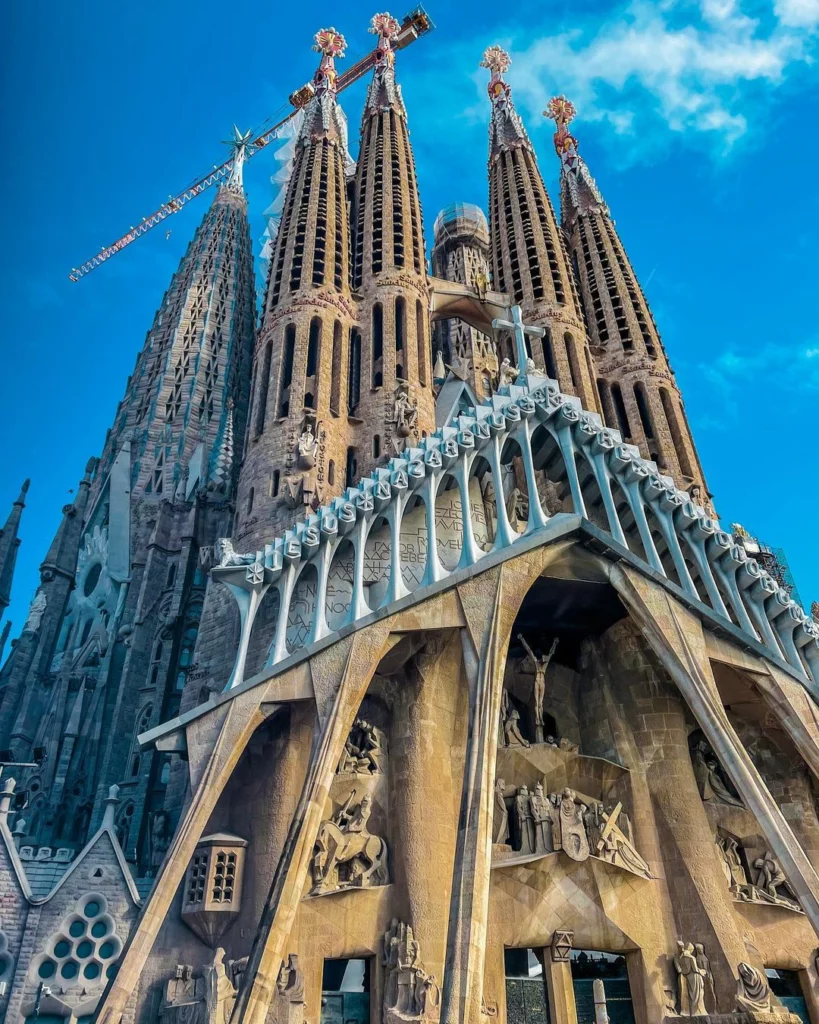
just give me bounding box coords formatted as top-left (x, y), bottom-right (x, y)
top-left (1, 20), bottom-right (817, 1024)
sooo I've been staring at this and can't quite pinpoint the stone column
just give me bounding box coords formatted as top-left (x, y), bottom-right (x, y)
top-left (544, 948), bottom-right (578, 1024)
top-left (441, 572), bottom-right (507, 1024)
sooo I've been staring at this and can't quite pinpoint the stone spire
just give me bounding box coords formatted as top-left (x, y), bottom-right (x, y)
top-left (0, 619), bottom-right (10, 665)
top-left (546, 96), bottom-right (710, 496)
top-left (238, 28), bottom-right (357, 547)
top-left (225, 126), bottom-right (253, 192)
top-left (481, 49), bottom-right (599, 412)
top-left (349, 11), bottom-right (435, 468)
top-left (0, 479), bottom-right (29, 617)
top-left (94, 149), bottom-right (255, 504)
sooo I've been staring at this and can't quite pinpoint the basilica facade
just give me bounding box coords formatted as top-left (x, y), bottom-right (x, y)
top-left (1, 12), bottom-right (818, 1024)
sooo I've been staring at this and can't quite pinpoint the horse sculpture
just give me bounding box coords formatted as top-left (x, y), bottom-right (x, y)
top-left (311, 791), bottom-right (389, 894)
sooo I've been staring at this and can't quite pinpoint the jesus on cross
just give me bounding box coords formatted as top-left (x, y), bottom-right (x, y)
top-left (491, 305), bottom-right (545, 383)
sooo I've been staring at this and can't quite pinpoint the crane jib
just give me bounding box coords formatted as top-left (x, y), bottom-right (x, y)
top-left (68, 6), bottom-right (433, 282)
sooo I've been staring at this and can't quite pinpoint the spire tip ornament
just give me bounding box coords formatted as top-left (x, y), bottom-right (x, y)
top-left (313, 27), bottom-right (347, 57)
top-left (480, 45), bottom-right (511, 75)
top-left (370, 12), bottom-right (400, 39)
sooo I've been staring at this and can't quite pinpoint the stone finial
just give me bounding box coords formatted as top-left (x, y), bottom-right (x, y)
top-left (12, 815), bottom-right (27, 849)
top-left (102, 783), bottom-right (120, 830)
top-left (480, 45), bottom-right (511, 76)
top-left (0, 776), bottom-right (16, 824)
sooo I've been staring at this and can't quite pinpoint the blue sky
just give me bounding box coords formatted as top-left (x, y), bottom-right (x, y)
top-left (2, 0), bottom-right (818, 633)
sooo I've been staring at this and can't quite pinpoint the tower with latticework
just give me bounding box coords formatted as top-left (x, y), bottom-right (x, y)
top-left (545, 95), bottom-right (711, 502)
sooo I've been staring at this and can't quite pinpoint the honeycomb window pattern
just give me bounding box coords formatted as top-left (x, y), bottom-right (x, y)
top-left (212, 851), bottom-right (237, 903)
top-left (185, 850), bottom-right (209, 907)
top-left (30, 893), bottom-right (122, 989)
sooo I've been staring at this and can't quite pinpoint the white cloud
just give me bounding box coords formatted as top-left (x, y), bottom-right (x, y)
top-left (489, 0), bottom-right (819, 157)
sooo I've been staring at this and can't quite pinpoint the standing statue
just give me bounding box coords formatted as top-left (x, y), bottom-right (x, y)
top-left (148, 808), bottom-right (171, 878)
top-left (690, 734), bottom-right (744, 808)
top-left (202, 948), bottom-right (237, 1024)
top-left (514, 785), bottom-right (536, 855)
top-left (736, 962), bottom-right (771, 1013)
top-left (716, 834), bottom-right (747, 890)
top-left (498, 358), bottom-right (517, 388)
top-left (557, 788), bottom-right (590, 862)
top-left (753, 851), bottom-right (787, 901)
top-left (530, 782), bottom-right (552, 854)
top-left (500, 688), bottom-right (530, 748)
top-left (694, 944), bottom-right (715, 1013)
top-left (673, 941), bottom-right (707, 1017)
top-left (159, 964), bottom-right (207, 1024)
top-left (382, 920), bottom-right (440, 1022)
top-left (518, 635), bottom-right (559, 743)
top-left (393, 389), bottom-right (419, 437)
top-left (493, 778), bottom-right (510, 845)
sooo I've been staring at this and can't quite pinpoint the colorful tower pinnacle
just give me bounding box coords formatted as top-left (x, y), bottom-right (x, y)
top-left (0, 479), bottom-right (29, 618)
top-left (238, 28), bottom-right (358, 548)
top-left (481, 47), bottom-right (599, 412)
top-left (349, 11), bottom-right (435, 470)
top-left (546, 96), bottom-right (710, 496)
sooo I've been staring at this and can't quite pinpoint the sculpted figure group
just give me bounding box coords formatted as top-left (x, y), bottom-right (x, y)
top-left (382, 920), bottom-right (440, 1023)
top-left (310, 790), bottom-right (389, 895)
top-left (493, 779), bottom-right (651, 879)
top-left (716, 834), bottom-right (802, 913)
top-left (158, 949), bottom-right (237, 1024)
top-left (338, 718), bottom-right (387, 775)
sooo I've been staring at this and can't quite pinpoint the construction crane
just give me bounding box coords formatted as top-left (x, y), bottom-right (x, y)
top-left (68, 7), bottom-right (433, 283)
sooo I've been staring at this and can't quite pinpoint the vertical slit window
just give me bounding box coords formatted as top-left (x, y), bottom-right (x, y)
top-left (416, 300), bottom-right (427, 386)
top-left (255, 342), bottom-right (272, 436)
top-left (395, 297), bottom-right (405, 351)
top-left (372, 303), bottom-right (383, 388)
top-left (312, 142), bottom-right (329, 286)
top-left (330, 321), bottom-right (343, 416)
top-left (541, 329), bottom-right (557, 380)
top-left (372, 119), bottom-right (384, 275)
top-left (564, 333), bottom-right (582, 392)
top-left (348, 328), bottom-right (362, 412)
top-left (278, 324), bottom-right (296, 418)
top-left (598, 379), bottom-right (616, 430)
top-left (305, 317), bottom-right (321, 409)
top-left (389, 112), bottom-right (405, 267)
top-left (659, 388), bottom-right (693, 477)
top-left (345, 446), bottom-right (358, 488)
top-left (634, 383), bottom-right (655, 439)
top-left (373, 435), bottom-right (381, 459)
top-left (611, 383), bottom-right (631, 438)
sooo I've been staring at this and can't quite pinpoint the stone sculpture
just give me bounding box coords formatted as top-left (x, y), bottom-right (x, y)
top-left (556, 788), bottom-right (590, 861)
top-left (736, 961), bottom-right (771, 1013)
top-left (493, 778), bottom-right (510, 845)
top-left (337, 718), bottom-right (387, 775)
top-left (530, 782), bottom-right (552, 854)
top-left (690, 733), bottom-right (743, 807)
top-left (694, 943), bottom-right (715, 1012)
top-left (716, 833), bottom-right (747, 890)
top-left (382, 920), bottom-right (440, 1023)
top-left (148, 808), bottom-right (171, 878)
top-left (500, 688), bottom-right (529, 748)
top-left (310, 790), bottom-right (388, 894)
top-left (514, 785), bottom-right (536, 855)
top-left (754, 850), bottom-right (787, 901)
top-left (393, 388), bottom-right (419, 437)
top-left (498, 358), bottom-right (517, 387)
top-left (297, 423), bottom-right (319, 469)
top-left (716, 837), bottom-right (802, 912)
top-left (214, 538), bottom-right (254, 569)
top-left (202, 949), bottom-right (237, 1024)
top-left (673, 941), bottom-right (707, 1017)
top-left (277, 954), bottom-right (305, 1002)
top-left (518, 634), bottom-right (558, 742)
top-left (159, 964), bottom-right (207, 1024)
top-left (23, 591), bottom-right (48, 634)
top-left (593, 803), bottom-right (651, 879)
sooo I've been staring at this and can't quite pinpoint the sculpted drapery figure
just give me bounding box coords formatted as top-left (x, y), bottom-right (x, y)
top-left (500, 687), bottom-right (530, 748)
top-left (493, 777), bottom-right (510, 845)
top-left (514, 785), bottom-right (536, 855)
top-left (338, 718), bottom-right (387, 774)
top-left (518, 634), bottom-right (558, 742)
top-left (716, 834), bottom-right (747, 890)
top-left (530, 782), bottom-right (552, 853)
top-left (736, 962), bottom-right (771, 1013)
top-left (673, 941), bottom-right (707, 1017)
top-left (557, 788), bottom-right (590, 861)
top-left (382, 920), bottom-right (440, 1022)
top-left (690, 733), bottom-right (743, 808)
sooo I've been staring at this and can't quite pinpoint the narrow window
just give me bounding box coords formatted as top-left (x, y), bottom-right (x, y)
top-left (373, 435), bottom-right (381, 459)
top-left (330, 320), bottom-right (342, 416)
top-left (395, 297), bottom-right (405, 351)
top-left (272, 470), bottom-right (280, 497)
top-left (659, 388), bottom-right (693, 477)
top-left (345, 447), bottom-right (358, 488)
top-left (246, 487), bottom-right (254, 514)
top-left (416, 300), bottom-right (427, 386)
top-left (328, 460), bottom-right (335, 485)
top-left (597, 378), bottom-right (616, 430)
top-left (372, 304), bottom-right (383, 388)
top-left (307, 317), bottom-right (321, 377)
top-left (348, 328), bottom-right (361, 412)
top-left (541, 329), bottom-right (558, 380)
top-left (611, 383), bottom-right (631, 438)
top-left (255, 342), bottom-right (272, 435)
top-left (564, 332), bottom-right (582, 392)
top-left (278, 324), bottom-right (296, 417)
top-left (634, 382), bottom-right (655, 440)
top-left (166, 563), bottom-right (177, 588)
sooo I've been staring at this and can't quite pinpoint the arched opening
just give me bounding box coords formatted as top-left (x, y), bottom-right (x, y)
top-left (373, 435), bottom-right (381, 459)
top-left (597, 378), bottom-right (615, 430)
top-left (633, 382), bottom-right (655, 440)
top-left (372, 303), bottom-right (384, 388)
top-left (398, 493), bottom-right (428, 592)
top-left (499, 436), bottom-right (529, 535)
top-left (287, 563), bottom-right (318, 654)
top-left (330, 320), bottom-right (343, 416)
top-left (573, 450), bottom-right (607, 530)
top-left (611, 384), bottom-right (631, 439)
top-left (363, 515), bottom-right (392, 610)
top-left (326, 540), bottom-right (355, 632)
top-left (245, 587), bottom-right (281, 678)
top-left (328, 460), bottom-right (335, 486)
top-left (345, 446), bottom-right (358, 488)
top-left (659, 388), bottom-right (693, 478)
top-left (278, 324), bottom-right (296, 418)
top-left (541, 329), bottom-right (558, 381)
top-left (416, 300), bottom-right (428, 386)
top-left (395, 297), bottom-right (405, 353)
top-left (254, 341), bottom-right (272, 435)
top-left (609, 476), bottom-right (648, 564)
top-left (246, 487), bottom-right (254, 515)
top-left (348, 327), bottom-right (362, 413)
top-left (434, 473), bottom-right (464, 571)
top-left (564, 333), bottom-right (582, 393)
top-left (530, 423), bottom-right (570, 516)
top-left (304, 317), bottom-right (322, 409)
top-left (467, 454), bottom-right (497, 552)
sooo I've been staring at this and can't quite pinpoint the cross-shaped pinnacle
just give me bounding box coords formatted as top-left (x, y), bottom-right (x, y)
top-left (492, 305), bottom-right (545, 381)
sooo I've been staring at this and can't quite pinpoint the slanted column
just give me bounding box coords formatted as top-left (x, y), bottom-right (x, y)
top-left (441, 573), bottom-right (507, 1024)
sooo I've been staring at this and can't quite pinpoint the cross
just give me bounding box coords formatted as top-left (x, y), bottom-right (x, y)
top-left (491, 305), bottom-right (545, 380)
